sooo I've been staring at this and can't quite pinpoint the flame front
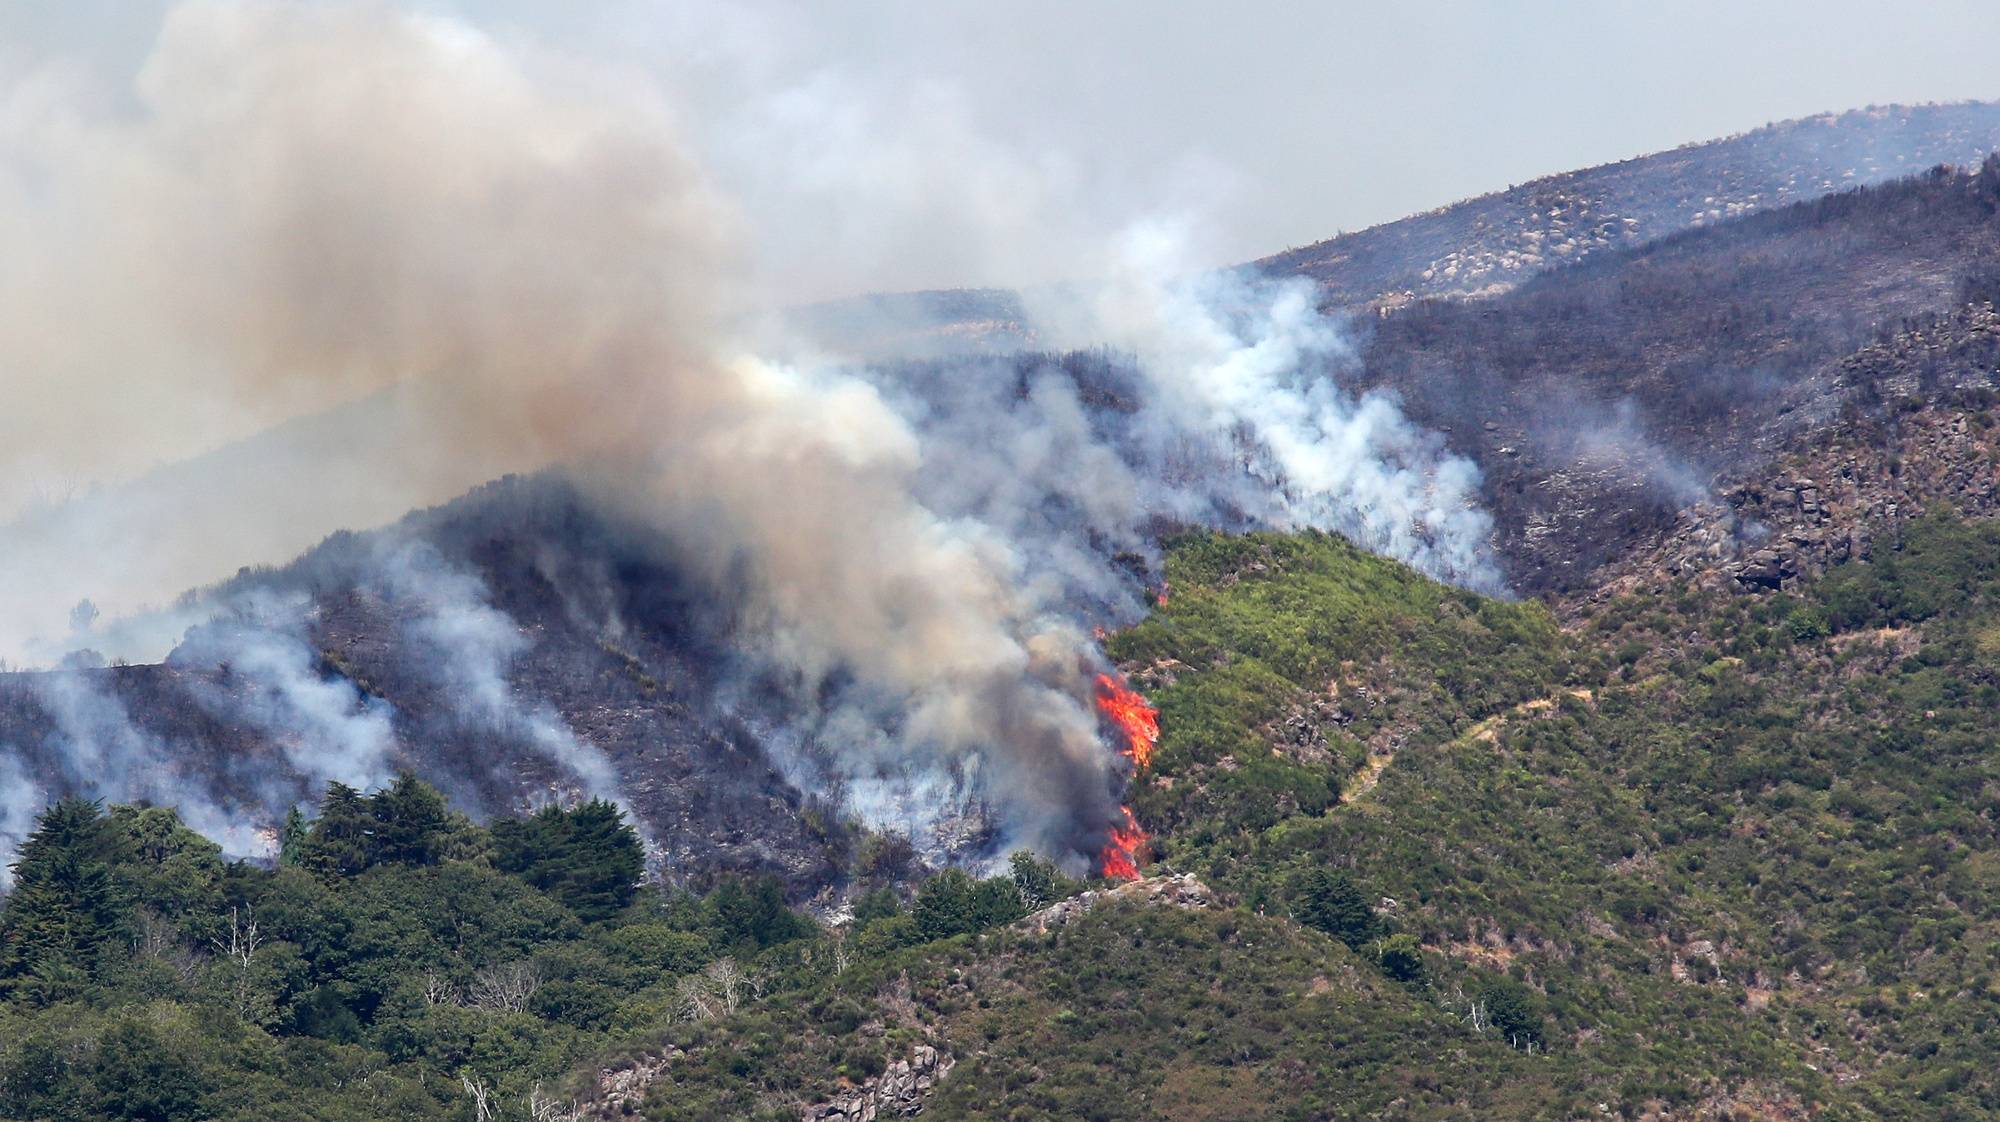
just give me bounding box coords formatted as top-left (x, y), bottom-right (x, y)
top-left (1100, 805), bottom-right (1147, 881)
top-left (1094, 673), bottom-right (1159, 880)
top-left (1095, 673), bottom-right (1160, 770)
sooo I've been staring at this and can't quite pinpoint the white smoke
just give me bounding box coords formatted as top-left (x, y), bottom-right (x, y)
top-left (168, 589), bottom-right (397, 794)
top-left (0, 755), bottom-right (45, 890)
top-left (19, 671), bottom-right (269, 857)
top-left (363, 538), bottom-right (624, 805)
top-left (1025, 225), bottom-right (1502, 591)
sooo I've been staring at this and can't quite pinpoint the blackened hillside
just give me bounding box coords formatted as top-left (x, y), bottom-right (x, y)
top-left (1359, 157), bottom-right (2000, 591)
top-left (0, 475), bottom-right (914, 900)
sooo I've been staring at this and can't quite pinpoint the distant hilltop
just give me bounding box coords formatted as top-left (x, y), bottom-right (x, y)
top-left (1257, 101), bottom-right (2000, 305)
top-left (794, 102), bottom-right (2000, 356)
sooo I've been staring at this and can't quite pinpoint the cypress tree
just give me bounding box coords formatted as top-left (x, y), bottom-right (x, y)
top-left (0, 798), bottom-right (133, 984)
top-left (1292, 868), bottom-right (1378, 949)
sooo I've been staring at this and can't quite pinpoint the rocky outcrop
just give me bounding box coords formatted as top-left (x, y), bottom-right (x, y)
top-left (1014, 872), bottom-right (1217, 935)
top-left (800, 1044), bottom-right (954, 1121)
top-left (587, 1048), bottom-right (681, 1119)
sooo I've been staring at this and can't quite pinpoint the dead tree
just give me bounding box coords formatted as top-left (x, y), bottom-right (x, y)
top-left (468, 960), bottom-right (543, 1014)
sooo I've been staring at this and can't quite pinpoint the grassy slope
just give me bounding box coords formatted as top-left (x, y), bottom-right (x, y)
top-left (1110, 530), bottom-right (1564, 842)
top-left (1118, 515), bottom-right (2000, 1118)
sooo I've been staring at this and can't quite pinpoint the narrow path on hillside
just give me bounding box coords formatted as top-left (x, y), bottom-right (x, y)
top-left (1337, 688), bottom-right (1595, 807)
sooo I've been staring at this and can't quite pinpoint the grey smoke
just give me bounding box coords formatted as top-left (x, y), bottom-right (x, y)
top-left (725, 259), bottom-right (1502, 857)
top-left (0, 0), bottom-right (1499, 871)
top-left (20, 670), bottom-right (269, 857)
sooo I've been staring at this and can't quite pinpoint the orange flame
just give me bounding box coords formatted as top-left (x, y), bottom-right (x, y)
top-left (1095, 673), bottom-right (1159, 771)
top-left (1100, 805), bottom-right (1148, 881)
top-left (1154, 579), bottom-right (1170, 608)
top-left (1094, 673), bottom-right (1159, 880)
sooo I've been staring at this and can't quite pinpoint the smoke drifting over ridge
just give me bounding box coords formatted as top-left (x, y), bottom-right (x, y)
top-left (0, 1), bottom-right (1497, 872)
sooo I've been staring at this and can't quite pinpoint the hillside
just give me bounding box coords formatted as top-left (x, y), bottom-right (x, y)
top-left (10, 157), bottom-right (2000, 896)
top-left (0, 475), bottom-right (916, 900)
top-left (791, 140), bottom-right (2000, 601)
top-left (13, 104), bottom-right (2000, 1122)
top-left (1350, 156), bottom-right (2000, 592)
top-left (14, 374), bottom-right (2000, 1118)
top-left (561, 391), bottom-right (2000, 1119)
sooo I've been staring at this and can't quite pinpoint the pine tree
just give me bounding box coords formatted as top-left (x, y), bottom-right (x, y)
top-left (491, 799), bottom-right (643, 922)
top-left (277, 807), bottom-right (310, 867)
top-left (368, 772), bottom-right (450, 867)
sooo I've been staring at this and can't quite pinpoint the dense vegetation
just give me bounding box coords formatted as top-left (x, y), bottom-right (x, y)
top-left (0, 767), bottom-right (1086, 1122)
top-left (1108, 529), bottom-right (1563, 840)
top-left (1141, 509), bottom-right (2000, 1119)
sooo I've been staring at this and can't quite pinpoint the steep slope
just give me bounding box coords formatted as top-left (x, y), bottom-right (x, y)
top-left (569, 410), bottom-right (2000, 1117)
top-left (792, 148), bottom-right (2000, 602)
top-left (13, 161), bottom-right (2000, 904)
top-left (1099, 389), bottom-right (2000, 1118)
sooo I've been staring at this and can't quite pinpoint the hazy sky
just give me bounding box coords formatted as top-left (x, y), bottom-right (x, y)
top-left (8, 0), bottom-right (2000, 297)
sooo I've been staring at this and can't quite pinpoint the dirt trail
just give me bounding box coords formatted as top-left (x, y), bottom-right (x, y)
top-left (1339, 688), bottom-right (1595, 806)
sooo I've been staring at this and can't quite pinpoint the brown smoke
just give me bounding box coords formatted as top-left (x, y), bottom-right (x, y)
top-left (0, 1), bottom-right (1123, 862)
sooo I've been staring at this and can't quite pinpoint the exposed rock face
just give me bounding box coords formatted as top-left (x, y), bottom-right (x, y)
top-left (1014, 872), bottom-right (1217, 935)
top-left (801, 1045), bottom-right (954, 1121)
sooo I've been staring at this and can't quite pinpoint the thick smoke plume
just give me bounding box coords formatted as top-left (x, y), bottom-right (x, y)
top-left (0, 1), bottom-right (1498, 873)
top-left (1039, 227), bottom-right (1500, 592)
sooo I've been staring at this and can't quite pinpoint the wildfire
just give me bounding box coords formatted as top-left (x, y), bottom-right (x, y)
top-left (1095, 673), bottom-right (1160, 770)
top-left (1093, 673), bottom-right (1159, 880)
top-left (1154, 579), bottom-right (1170, 608)
top-left (1100, 806), bottom-right (1148, 881)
